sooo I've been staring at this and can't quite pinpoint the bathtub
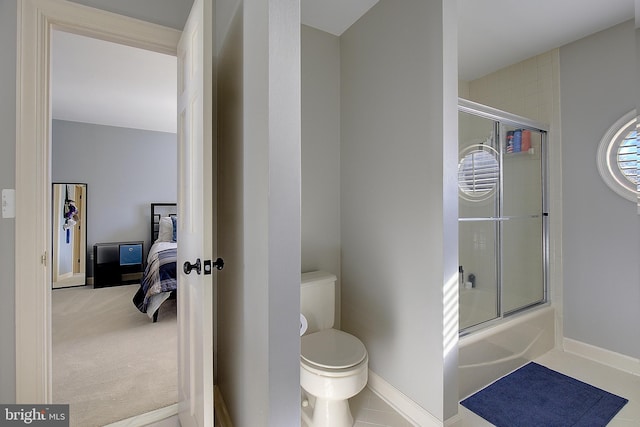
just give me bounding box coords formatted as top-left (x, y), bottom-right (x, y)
top-left (458, 302), bottom-right (555, 399)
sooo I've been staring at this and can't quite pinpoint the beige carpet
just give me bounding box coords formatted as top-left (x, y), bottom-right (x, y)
top-left (52, 284), bottom-right (178, 427)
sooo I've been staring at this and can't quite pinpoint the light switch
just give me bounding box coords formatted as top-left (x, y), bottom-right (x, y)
top-left (2, 189), bottom-right (15, 218)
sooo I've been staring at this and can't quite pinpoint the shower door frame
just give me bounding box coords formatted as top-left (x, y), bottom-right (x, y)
top-left (458, 98), bottom-right (550, 335)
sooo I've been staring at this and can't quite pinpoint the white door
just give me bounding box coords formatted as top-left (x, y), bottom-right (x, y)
top-left (177, 0), bottom-right (216, 425)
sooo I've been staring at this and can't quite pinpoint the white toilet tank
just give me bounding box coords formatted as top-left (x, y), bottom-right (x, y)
top-left (301, 271), bottom-right (337, 334)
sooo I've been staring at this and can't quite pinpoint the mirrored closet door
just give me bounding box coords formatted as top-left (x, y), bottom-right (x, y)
top-left (52, 183), bottom-right (87, 288)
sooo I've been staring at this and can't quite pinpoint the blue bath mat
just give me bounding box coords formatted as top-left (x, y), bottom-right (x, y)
top-left (460, 362), bottom-right (628, 427)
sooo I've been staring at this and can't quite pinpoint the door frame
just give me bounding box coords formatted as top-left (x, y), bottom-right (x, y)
top-left (15, 0), bottom-right (180, 403)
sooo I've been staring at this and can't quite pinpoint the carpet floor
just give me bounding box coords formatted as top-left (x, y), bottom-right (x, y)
top-left (52, 284), bottom-right (178, 427)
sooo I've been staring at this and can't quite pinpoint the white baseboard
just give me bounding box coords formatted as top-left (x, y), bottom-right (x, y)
top-left (103, 404), bottom-right (178, 427)
top-left (563, 338), bottom-right (640, 376)
top-left (367, 369), bottom-right (453, 427)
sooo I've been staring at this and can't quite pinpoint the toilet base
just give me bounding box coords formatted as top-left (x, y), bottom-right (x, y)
top-left (301, 394), bottom-right (354, 427)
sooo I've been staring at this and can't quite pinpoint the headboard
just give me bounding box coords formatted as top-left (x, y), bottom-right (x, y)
top-left (151, 203), bottom-right (177, 242)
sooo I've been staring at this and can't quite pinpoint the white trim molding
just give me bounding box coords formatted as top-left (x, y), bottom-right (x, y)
top-left (563, 338), bottom-right (640, 376)
top-left (367, 369), bottom-right (458, 427)
top-left (15, 0), bottom-right (180, 403)
top-left (104, 404), bottom-right (179, 427)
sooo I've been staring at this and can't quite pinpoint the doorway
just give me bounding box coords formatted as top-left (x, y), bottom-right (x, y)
top-left (14, 0), bottom-right (183, 410)
top-left (17, 0), bottom-right (301, 423)
top-left (50, 29), bottom-right (179, 424)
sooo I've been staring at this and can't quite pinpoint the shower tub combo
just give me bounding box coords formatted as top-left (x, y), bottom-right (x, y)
top-left (457, 99), bottom-right (554, 398)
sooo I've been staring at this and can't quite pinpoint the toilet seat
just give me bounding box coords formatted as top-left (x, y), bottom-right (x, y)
top-left (301, 329), bottom-right (367, 370)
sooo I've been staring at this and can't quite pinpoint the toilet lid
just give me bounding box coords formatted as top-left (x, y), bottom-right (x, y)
top-left (301, 329), bottom-right (367, 369)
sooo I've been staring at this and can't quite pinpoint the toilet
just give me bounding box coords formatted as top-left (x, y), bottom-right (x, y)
top-left (300, 271), bottom-right (368, 427)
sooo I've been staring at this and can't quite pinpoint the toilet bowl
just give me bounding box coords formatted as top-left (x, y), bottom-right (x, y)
top-left (300, 328), bottom-right (368, 427)
top-left (300, 271), bottom-right (369, 427)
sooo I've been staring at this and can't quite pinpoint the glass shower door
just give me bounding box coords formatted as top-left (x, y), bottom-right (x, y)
top-left (458, 111), bottom-right (500, 330)
top-left (501, 125), bottom-right (546, 313)
top-left (458, 104), bottom-right (548, 333)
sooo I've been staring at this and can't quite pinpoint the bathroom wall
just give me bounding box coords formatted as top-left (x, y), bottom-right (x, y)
top-left (340, 0), bottom-right (459, 421)
top-left (217, 5), bottom-right (245, 422)
top-left (559, 20), bottom-right (639, 359)
top-left (216, 0), bottom-right (302, 425)
top-left (301, 25), bottom-right (342, 325)
top-left (459, 79), bottom-right (470, 99)
top-left (0, 0), bottom-right (17, 405)
top-left (465, 49), bottom-right (559, 125)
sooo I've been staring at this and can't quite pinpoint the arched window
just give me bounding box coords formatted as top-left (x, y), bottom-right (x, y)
top-left (596, 111), bottom-right (638, 202)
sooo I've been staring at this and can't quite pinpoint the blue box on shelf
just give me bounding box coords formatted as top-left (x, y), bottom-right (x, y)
top-left (120, 243), bottom-right (143, 266)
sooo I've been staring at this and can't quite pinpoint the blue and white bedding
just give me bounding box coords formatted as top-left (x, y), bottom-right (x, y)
top-left (133, 241), bottom-right (177, 319)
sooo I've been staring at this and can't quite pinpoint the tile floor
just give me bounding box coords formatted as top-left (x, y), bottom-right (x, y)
top-left (458, 349), bottom-right (640, 427)
top-left (534, 350), bottom-right (639, 427)
top-left (147, 349), bottom-right (639, 426)
top-left (340, 348), bottom-right (639, 427)
top-left (349, 387), bottom-right (415, 427)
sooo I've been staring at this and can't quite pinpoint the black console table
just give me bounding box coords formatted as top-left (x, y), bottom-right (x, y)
top-left (93, 241), bottom-right (144, 288)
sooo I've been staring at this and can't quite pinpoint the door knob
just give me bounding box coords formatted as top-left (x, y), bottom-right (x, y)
top-left (212, 257), bottom-right (224, 270)
top-left (203, 258), bottom-right (224, 274)
top-left (183, 258), bottom-right (201, 275)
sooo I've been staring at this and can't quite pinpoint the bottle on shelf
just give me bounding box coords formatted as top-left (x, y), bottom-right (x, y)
top-left (513, 129), bottom-right (522, 152)
top-left (522, 129), bottom-right (531, 152)
top-left (506, 131), bottom-right (514, 153)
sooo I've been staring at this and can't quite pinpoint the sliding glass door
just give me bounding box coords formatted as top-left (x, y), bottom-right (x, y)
top-left (501, 124), bottom-right (546, 314)
top-left (458, 102), bottom-right (548, 333)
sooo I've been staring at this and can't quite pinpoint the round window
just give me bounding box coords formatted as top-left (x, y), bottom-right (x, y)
top-left (458, 144), bottom-right (499, 202)
top-left (596, 111), bottom-right (638, 202)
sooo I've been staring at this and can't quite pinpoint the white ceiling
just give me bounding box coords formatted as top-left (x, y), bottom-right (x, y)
top-left (52, 1), bottom-right (635, 133)
top-left (51, 30), bottom-right (177, 133)
top-left (300, 0), bottom-right (380, 36)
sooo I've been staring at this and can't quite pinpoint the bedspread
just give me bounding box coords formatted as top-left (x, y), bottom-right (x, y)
top-left (133, 243), bottom-right (177, 316)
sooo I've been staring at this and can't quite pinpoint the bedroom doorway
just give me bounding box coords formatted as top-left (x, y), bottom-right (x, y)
top-left (50, 30), bottom-right (180, 425)
top-left (16, 0), bottom-right (217, 425)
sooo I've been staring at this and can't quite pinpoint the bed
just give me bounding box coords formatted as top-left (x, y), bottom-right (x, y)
top-left (133, 203), bottom-right (177, 322)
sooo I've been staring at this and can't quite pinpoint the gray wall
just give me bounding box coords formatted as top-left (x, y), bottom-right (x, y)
top-left (0, 0), bottom-right (191, 404)
top-left (301, 25), bottom-right (342, 324)
top-left (216, 4), bottom-right (245, 421)
top-left (52, 120), bottom-right (177, 272)
top-left (560, 20), bottom-right (640, 358)
top-left (340, 0), bottom-right (458, 420)
top-left (216, 0), bottom-right (301, 425)
top-left (0, 0), bottom-right (17, 405)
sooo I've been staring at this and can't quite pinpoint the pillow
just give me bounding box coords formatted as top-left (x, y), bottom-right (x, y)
top-left (171, 216), bottom-right (177, 242)
top-left (157, 216), bottom-right (173, 242)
